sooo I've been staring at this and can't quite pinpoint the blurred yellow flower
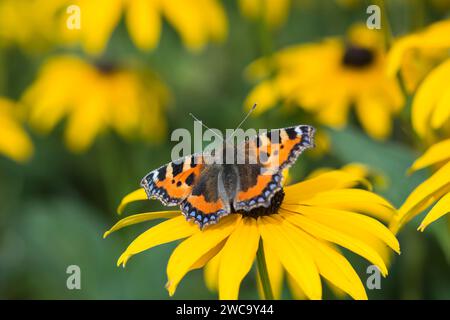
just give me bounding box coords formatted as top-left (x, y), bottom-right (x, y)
top-left (106, 168), bottom-right (399, 300)
top-left (393, 140), bottom-right (450, 233)
top-left (21, 56), bottom-right (169, 153)
top-left (387, 19), bottom-right (450, 93)
top-left (60, 0), bottom-right (228, 54)
top-left (238, 0), bottom-right (290, 28)
top-left (0, 0), bottom-right (227, 55)
top-left (0, 0), bottom-right (61, 52)
top-left (411, 58), bottom-right (450, 140)
top-left (245, 25), bottom-right (404, 140)
top-left (0, 98), bottom-right (34, 163)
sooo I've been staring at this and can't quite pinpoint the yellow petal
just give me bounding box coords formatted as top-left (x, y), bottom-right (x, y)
top-left (117, 188), bottom-right (148, 214)
top-left (283, 205), bottom-right (399, 254)
top-left (286, 272), bottom-right (307, 300)
top-left (117, 215), bottom-right (199, 267)
top-left (204, 249), bottom-right (222, 292)
top-left (294, 189), bottom-right (396, 223)
top-left (125, 0), bottom-right (161, 50)
top-left (412, 58), bottom-right (450, 137)
top-left (218, 218), bottom-right (260, 300)
top-left (189, 240), bottom-right (226, 270)
top-left (162, 0), bottom-right (222, 51)
top-left (283, 210), bottom-right (389, 276)
top-left (63, 86), bottom-right (107, 152)
top-left (80, 0), bottom-right (123, 54)
top-left (258, 215), bottom-right (322, 300)
top-left (409, 139), bottom-right (450, 172)
top-left (386, 35), bottom-right (424, 79)
top-left (104, 211), bottom-right (180, 238)
top-left (431, 88), bottom-right (450, 130)
top-left (166, 215), bottom-right (240, 295)
top-left (355, 96), bottom-right (391, 140)
top-left (290, 227), bottom-right (368, 300)
top-left (399, 161), bottom-right (450, 223)
top-left (0, 100), bottom-right (33, 162)
top-left (244, 81), bottom-right (279, 115)
top-left (418, 192), bottom-right (450, 231)
top-left (257, 244), bottom-right (284, 300)
top-left (264, 0), bottom-right (290, 27)
top-left (201, 0), bottom-right (228, 43)
top-left (284, 170), bottom-right (371, 203)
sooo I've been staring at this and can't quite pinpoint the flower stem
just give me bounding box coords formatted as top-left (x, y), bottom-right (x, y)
top-left (256, 239), bottom-right (274, 300)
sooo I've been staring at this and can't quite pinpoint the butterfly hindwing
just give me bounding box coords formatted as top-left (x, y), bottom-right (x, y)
top-left (233, 165), bottom-right (283, 211)
top-left (233, 125), bottom-right (315, 211)
top-left (181, 166), bottom-right (230, 228)
top-left (141, 154), bottom-right (204, 206)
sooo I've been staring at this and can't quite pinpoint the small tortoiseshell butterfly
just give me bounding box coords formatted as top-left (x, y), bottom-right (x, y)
top-left (141, 123), bottom-right (315, 229)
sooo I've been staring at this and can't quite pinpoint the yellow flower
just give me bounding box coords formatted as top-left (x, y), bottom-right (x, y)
top-left (238, 0), bottom-right (290, 28)
top-left (60, 0), bottom-right (228, 54)
top-left (106, 168), bottom-right (399, 300)
top-left (0, 0), bottom-right (61, 52)
top-left (387, 19), bottom-right (450, 93)
top-left (21, 55), bottom-right (168, 152)
top-left (392, 57), bottom-right (450, 233)
top-left (245, 24), bottom-right (404, 140)
top-left (392, 139), bottom-right (450, 233)
top-left (0, 0), bottom-right (227, 55)
top-left (206, 164), bottom-right (395, 300)
top-left (0, 98), bottom-right (34, 163)
top-left (410, 58), bottom-right (450, 141)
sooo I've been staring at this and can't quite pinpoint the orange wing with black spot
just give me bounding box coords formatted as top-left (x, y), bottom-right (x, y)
top-left (233, 125), bottom-right (315, 211)
top-left (141, 154), bottom-right (205, 206)
top-left (181, 166), bottom-right (230, 229)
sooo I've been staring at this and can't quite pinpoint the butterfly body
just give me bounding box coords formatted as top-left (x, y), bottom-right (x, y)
top-left (141, 125), bottom-right (315, 229)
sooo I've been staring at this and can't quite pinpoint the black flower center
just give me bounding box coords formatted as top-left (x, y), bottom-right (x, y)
top-left (94, 60), bottom-right (118, 74)
top-left (234, 189), bottom-right (285, 218)
top-left (342, 45), bottom-right (375, 68)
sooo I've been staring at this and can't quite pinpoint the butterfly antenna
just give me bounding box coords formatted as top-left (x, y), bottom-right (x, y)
top-left (189, 113), bottom-right (223, 141)
top-left (226, 103), bottom-right (257, 142)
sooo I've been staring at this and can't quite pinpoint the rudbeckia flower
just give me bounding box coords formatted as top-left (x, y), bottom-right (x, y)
top-left (410, 58), bottom-right (450, 141)
top-left (0, 98), bottom-right (34, 163)
top-left (105, 168), bottom-right (399, 300)
top-left (245, 24), bottom-right (404, 140)
top-left (22, 55), bottom-right (168, 152)
top-left (204, 164), bottom-right (394, 300)
top-left (393, 141), bottom-right (450, 233)
top-left (0, 0), bottom-right (227, 55)
top-left (387, 19), bottom-right (450, 93)
top-left (60, 0), bottom-right (227, 54)
top-left (392, 58), bottom-right (450, 233)
top-left (238, 0), bottom-right (290, 28)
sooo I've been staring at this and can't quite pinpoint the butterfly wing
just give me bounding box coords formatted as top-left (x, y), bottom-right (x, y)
top-left (141, 154), bottom-right (205, 206)
top-left (233, 125), bottom-right (315, 211)
top-left (180, 165), bottom-right (230, 229)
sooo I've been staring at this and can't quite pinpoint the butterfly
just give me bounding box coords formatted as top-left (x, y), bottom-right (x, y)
top-left (140, 124), bottom-right (315, 229)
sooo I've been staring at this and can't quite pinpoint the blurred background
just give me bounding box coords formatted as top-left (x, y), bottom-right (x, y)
top-left (0, 0), bottom-right (448, 299)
